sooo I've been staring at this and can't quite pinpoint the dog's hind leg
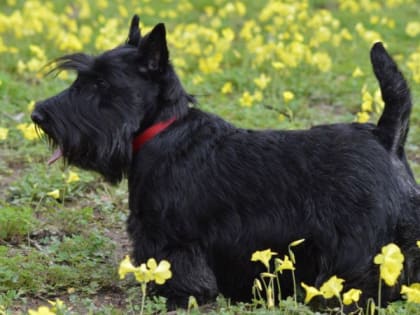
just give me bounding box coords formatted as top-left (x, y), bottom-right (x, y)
top-left (372, 43), bottom-right (420, 288)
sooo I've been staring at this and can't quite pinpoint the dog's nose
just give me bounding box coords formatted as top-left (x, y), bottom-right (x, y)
top-left (31, 109), bottom-right (46, 125)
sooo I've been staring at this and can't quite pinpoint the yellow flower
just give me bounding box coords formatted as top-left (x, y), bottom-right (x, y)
top-left (234, 2), bottom-right (246, 16)
top-left (48, 298), bottom-right (65, 312)
top-left (188, 296), bottom-right (199, 310)
top-left (80, 26), bottom-right (93, 44)
top-left (340, 28), bottom-right (353, 41)
top-left (355, 23), bottom-right (382, 44)
top-left (198, 53), bottom-right (223, 74)
top-left (311, 52), bottom-right (332, 72)
top-left (17, 123), bottom-right (41, 141)
top-left (417, 241), bottom-right (420, 248)
top-left (28, 306), bottom-right (55, 315)
top-left (66, 171), bottom-right (80, 184)
top-left (58, 71), bottom-right (70, 81)
top-left (147, 258), bottom-right (172, 285)
top-left (17, 60), bottom-right (26, 74)
top-left (374, 243), bottom-right (404, 286)
top-left (222, 28), bottom-right (235, 42)
top-left (407, 51), bottom-right (420, 83)
top-left (239, 91), bottom-right (254, 107)
top-left (301, 282), bottom-right (322, 303)
top-left (47, 189), bottom-right (60, 199)
top-left (290, 239), bottom-right (305, 247)
top-left (261, 272), bottom-right (277, 279)
top-left (356, 111), bottom-right (370, 123)
top-left (272, 61), bottom-right (285, 70)
top-left (406, 22), bottom-right (420, 38)
top-left (275, 255), bottom-right (295, 272)
top-left (320, 275), bottom-right (345, 299)
top-left (27, 100), bottom-right (36, 112)
top-left (374, 89), bottom-right (384, 113)
top-left (251, 249), bottom-right (277, 269)
top-left (352, 67), bottom-right (364, 77)
top-left (134, 263), bottom-right (153, 283)
top-left (253, 278), bottom-right (263, 291)
top-left (253, 91), bottom-right (263, 102)
top-left (58, 33), bottom-right (83, 52)
top-left (221, 82), bottom-right (233, 94)
top-left (0, 127), bottom-right (8, 141)
top-left (118, 255), bottom-right (138, 280)
top-left (118, 5), bottom-right (128, 18)
top-left (283, 91), bottom-right (295, 103)
top-left (343, 288), bottom-right (362, 305)
top-left (192, 75), bottom-right (203, 86)
top-left (361, 89), bottom-right (373, 112)
top-left (278, 114), bottom-right (286, 122)
top-left (29, 45), bottom-right (46, 60)
top-left (173, 58), bottom-right (186, 69)
top-left (385, 18), bottom-right (395, 29)
top-left (370, 15), bottom-right (380, 25)
top-left (401, 283), bottom-right (420, 303)
top-left (253, 74), bottom-right (271, 90)
top-left (97, 0), bottom-right (108, 9)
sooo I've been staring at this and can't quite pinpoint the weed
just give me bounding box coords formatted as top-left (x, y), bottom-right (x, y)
top-left (0, 206), bottom-right (36, 241)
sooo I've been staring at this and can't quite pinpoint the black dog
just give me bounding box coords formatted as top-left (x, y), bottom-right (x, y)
top-left (32, 15), bottom-right (420, 308)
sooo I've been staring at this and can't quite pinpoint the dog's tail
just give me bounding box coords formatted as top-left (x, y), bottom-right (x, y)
top-left (371, 42), bottom-right (412, 158)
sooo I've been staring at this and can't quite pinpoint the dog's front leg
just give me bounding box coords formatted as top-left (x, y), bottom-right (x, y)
top-left (128, 215), bottom-right (218, 309)
top-left (153, 246), bottom-right (219, 310)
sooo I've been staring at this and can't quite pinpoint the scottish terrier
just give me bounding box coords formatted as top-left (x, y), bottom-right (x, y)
top-left (32, 15), bottom-right (420, 309)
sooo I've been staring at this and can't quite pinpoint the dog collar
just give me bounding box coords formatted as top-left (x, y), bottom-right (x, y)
top-left (132, 117), bottom-right (176, 153)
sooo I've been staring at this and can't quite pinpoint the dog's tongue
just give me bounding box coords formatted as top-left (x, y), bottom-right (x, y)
top-left (47, 148), bottom-right (63, 165)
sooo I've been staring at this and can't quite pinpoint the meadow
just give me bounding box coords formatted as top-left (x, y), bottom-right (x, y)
top-left (0, 0), bottom-right (420, 314)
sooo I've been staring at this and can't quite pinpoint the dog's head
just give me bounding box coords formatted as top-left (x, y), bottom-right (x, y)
top-left (32, 15), bottom-right (192, 183)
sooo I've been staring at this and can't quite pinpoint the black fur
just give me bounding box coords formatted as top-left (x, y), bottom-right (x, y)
top-left (32, 15), bottom-right (420, 309)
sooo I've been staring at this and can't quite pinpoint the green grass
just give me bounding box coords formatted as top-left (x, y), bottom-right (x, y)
top-left (0, 0), bottom-right (419, 314)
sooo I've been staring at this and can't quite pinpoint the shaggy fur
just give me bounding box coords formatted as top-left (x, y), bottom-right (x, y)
top-left (32, 15), bottom-right (420, 309)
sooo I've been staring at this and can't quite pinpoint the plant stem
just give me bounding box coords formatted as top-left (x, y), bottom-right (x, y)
top-left (377, 277), bottom-right (382, 314)
top-left (140, 283), bottom-right (147, 315)
top-left (291, 269), bottom-right (297, 307)
top-left (337, 295), bottom-right (344, 315)
top-left (261, 276), bottom-right (270, 309)
top-left (275, 273), bottom-right (282, 308)
top-left (62, 186), bottom-right (66, 208)
top-left (256, 286), bottom-right (264, 306)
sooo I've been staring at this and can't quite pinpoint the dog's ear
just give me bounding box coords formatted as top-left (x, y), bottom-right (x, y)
top-left (139, 23), bottom-right (169, 72)
top-left (127, 15), bottom-right (141, 46)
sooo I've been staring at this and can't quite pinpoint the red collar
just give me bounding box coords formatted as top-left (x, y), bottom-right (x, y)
top-left (132, 117), bottom-right (176, 153)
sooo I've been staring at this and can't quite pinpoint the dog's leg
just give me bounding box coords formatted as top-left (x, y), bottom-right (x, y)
top-left (128, 215), bottom-right (218, 309)
top-left (397, 193), bottom-right (420, 284)
top-left (156, 247), bottom-right (219, 310)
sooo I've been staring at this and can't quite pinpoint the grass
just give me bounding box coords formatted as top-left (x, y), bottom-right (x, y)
top-left (0, 0), bottom-right (419, 314)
